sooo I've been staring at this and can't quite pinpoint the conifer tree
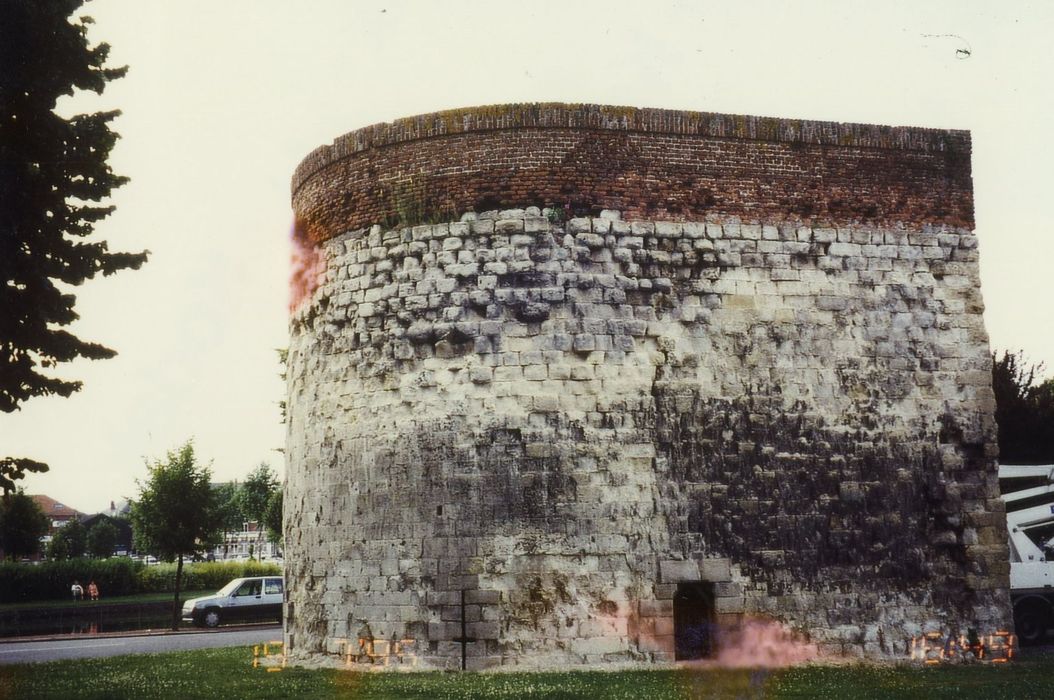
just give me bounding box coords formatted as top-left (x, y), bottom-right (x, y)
top-left (992, 350), bottom-right (1054, 464)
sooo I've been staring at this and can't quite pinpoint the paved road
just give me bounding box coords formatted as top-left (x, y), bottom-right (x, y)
top-left (0, 625), bottom-right (282, 664)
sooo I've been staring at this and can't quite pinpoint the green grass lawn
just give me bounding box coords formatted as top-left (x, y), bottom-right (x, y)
top-left (0, 646), bottom-right (1052, 700)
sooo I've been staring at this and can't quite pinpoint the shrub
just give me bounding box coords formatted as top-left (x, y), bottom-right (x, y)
top-left (135, 560), bottom-right (282, 594)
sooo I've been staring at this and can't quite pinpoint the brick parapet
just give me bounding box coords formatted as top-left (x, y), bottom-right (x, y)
top-left (291, 104), bottom-right (974, 243)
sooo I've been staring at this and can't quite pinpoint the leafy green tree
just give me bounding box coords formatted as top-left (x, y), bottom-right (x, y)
top-left (47, 533), bottom-right (69, 561)
top-left (214, 482), bottom-right (244, 529)
top-left (0, 489), bottom-right (48, 560)
top-left (240, 463), bottom-right (277, 523)
top-left (213, 481), bottom-right (245, 558)
top-left (56, 518), bottom-right (87, 558)
top-left (86, 519), bottom-right (118, 558)
top-left (0, 0), bottom-right (148, 493)
top-left (239, 463), bottom-right (277, 558)
top-left (0, 457), bottom-right (47, 499)
top-left (263, 488), bottom-right (283, 547)
top-left (992, 350), bottom-right (1054, 464)
top-left (131, 441), bottom-right (222, 629)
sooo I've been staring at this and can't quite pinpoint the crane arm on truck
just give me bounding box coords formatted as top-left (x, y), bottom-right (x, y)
top-left (1006, 498), bottom-right (1054, 564)
top-left (999, 463), bottom-right (1054, 644)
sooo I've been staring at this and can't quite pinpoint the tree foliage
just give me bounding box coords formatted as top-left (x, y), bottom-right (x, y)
top-left (263, 488), bottom-right (283, 546)
top-left (211, 465), bottom-right (283, 558)
top-left (239, 462), bottom-right (277, 525)
top-left (213, 481), bottom-right (244, 534)
top-left (992, 350), bottom-right (1054, 464)
top-left (0, 457), bottom-right (48, 498)
top-left (276, 347), bottom-right (288, 425)
top-left (0, 489), bottom-right (48, 560)
top-left (131, 442), bottom-right (222, 560)
top-left (55, 518), bottom-right (87, 558)
top-left (239, 462), bottom-right (277, 559)
top-left (130, 441), bottom-right (221, 629)
top-left (0, 0), bottom-right (148, 492)
top-left (86, 519), bottom-right (118, 558)
top-left (47, 533), bottom-right (69, 561)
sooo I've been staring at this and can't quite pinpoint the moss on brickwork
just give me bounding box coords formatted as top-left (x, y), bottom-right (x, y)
top-left (291, 104), bottom-right (973, 244)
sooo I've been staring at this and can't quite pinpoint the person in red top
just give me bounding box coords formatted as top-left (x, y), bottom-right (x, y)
top-left (87, 581), bottom-right (99, 601)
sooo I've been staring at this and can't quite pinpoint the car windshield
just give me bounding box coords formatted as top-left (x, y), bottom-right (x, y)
top-left (216, 579), bottom-right (242, 596)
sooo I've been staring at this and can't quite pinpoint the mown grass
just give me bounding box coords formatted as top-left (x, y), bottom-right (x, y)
top-left (0, 646), bottom-right (1051, 700)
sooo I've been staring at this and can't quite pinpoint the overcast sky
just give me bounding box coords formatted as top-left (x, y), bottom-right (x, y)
top-left (6, 0), bottom-right (1053, 513)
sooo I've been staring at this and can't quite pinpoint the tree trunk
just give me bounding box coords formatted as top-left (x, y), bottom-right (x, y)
top-left (171, 553), bottom-right (183, 631)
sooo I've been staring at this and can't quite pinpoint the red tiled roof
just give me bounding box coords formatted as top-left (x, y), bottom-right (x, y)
top-left (29, 494), bottom-right (84, 520)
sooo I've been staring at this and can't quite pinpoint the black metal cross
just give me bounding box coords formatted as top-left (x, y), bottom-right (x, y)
top-left (451, 589), bottom-right (476, 671)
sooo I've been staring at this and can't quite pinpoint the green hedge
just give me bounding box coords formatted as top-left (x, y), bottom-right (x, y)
top-left (0, 558), bottom-right (142, 603)
top-left (135, 561), bottom-right (282, 593)
top-left (0, 559), bottom-right (282, 604)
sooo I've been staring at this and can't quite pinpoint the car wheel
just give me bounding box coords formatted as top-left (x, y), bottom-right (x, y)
top-left (1013, 600), bottom-right (1051, 645)
top-left (204, 609), bottom-right (222, 628)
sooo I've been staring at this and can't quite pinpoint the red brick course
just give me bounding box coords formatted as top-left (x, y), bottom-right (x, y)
top-left (292, 103), bottom-right (973, 245)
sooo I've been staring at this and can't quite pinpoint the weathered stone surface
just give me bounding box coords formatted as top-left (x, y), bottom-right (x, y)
top-left (285, 106), bottom-right (1009, 670)
top-left (659, 560), bottom-right (701, 583)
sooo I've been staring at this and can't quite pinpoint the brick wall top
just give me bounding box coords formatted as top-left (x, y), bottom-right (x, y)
top-left (291, 103), bottom-right (974, 243)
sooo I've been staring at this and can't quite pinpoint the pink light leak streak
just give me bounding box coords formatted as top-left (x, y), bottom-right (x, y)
top-left (289, 217), bottom-right (323, 313)
top-left (711, 619), bottom-right (821, 668)
top-left (621, 605), bottom-right (821, 670)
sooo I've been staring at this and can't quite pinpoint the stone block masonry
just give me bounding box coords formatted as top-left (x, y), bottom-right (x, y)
top-left (284, 104), bottom-right (1010, 669)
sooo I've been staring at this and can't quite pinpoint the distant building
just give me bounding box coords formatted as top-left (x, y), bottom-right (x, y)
top-left (106, 499), bottom-right (132, 519)
top-left (29, 494), bottom-right (84, 536)
top-left (79, 512), bottom-right (134, 557)
top-left (208, 520), bottom-right (280, 562)
top-left (24, 496), bottom-right (136, 559)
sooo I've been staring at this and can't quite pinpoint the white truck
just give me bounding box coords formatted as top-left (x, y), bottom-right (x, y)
top-left (1001, 463), bottom-right (1054, 644)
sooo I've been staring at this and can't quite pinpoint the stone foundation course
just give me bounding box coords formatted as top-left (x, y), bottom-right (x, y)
top-left (284, 104), bottom-right (1010, 670)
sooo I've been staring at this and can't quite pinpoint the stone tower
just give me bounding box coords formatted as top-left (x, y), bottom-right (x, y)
top-left (284, 104), bottom-right (1010, 669)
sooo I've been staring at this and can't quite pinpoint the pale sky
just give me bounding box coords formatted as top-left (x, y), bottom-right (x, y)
top-left (5, 0), bottom-right (1053, 513)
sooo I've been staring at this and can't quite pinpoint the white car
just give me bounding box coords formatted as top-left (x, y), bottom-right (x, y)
top-left (181, 576), bottom-right (283, 628)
